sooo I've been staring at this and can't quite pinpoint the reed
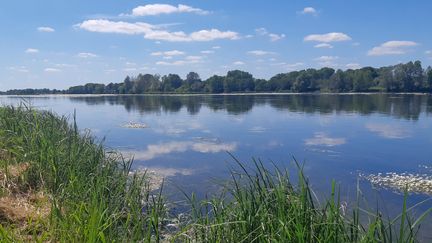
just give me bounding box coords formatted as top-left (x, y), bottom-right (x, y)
top-left (0, 105), bottom-right (166, 242)
top-left (174, 156), bottom-right (430, 242)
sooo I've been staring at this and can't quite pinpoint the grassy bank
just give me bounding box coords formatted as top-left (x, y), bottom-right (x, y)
top-left (0, 106), bottom-right (166, 241)
top-left (0, 106), bottom-right (430, 242)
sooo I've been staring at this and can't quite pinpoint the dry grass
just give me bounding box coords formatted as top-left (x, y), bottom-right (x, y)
top-left (0, 192), bottom-right (50, 224)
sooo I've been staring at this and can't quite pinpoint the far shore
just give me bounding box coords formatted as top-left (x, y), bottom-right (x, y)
top-left (1, 92), bottom-right (431, 98)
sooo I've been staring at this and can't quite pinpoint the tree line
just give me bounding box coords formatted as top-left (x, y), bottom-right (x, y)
top-left (2, 60), bottom-right (432, 95)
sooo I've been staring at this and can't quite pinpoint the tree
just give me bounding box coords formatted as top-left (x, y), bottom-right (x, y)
top-left (182, 72), bottom-right (203, 92)
top-left (268, 72), bottom-right (298, 91)
top-left (427, 66), bottom-right (432, 91)
top-left (224, 70), bottom-right (255, 92)
top-left (350, 67), bottom-right (377, 92)
top-left (3, 60), bottom-right (430, 95)
top-left (162, 74), bottom-right (183, 92)
top-left (205, 75), bottom-right (224, 93)
top-left (123, 76), bottom-right (133, 94)
top-left (131, 74), bottom-right (161, 93)
top-left (254, 79), bottom-right (270, 92)
top-left (186, 72), bottom-right (201, 84)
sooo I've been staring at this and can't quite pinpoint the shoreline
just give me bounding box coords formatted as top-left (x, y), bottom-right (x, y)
top-left (1, 92), bottom-right (431, 98)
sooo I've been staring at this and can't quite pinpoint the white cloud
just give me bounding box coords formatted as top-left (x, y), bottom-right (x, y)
top-left (365, 123), bottom-right (411, 139)
top-left (185, 55), bottom-right (203, 61)
top-left (314, 43), bottom-right (333, 49)
top-left (121, 140), bottom-right (237, 161)
top-left (269, 33), bottom-right (285, 42)
top-left (247, 50), bottom-right (276, 56)
top-left (301, 7), bottom-right (317, 15)
top-left (187, 29), bottom-right (239, 41)
top-left (304, 132), bottom-right (346, 147)
top-left (426, 50), bottom-right (432, 59)
top-left (255, 27), bottom-right (285, 42)
top-left (368, 41), bottom-right (418, 56)
top-left (130, 4), bottom-right (209, 17)
top-left (286, 62), bottom-right (304, 69)
top-left (44, 68), bottom-right (61, 73)
top-left (77, 19), bottom-right (154, 34)
top-left (314, 56), bottom-right (339, 62)
top-left (156, 56), bottom-right (203, 66)
top-left (255, 27), bottom-right (268, 35)
top-left (212, 46), bottom-right (221, 49)
top-left (77, 52), bottom-right (98, 58)
top-left (7, 66), bottom-right (29, 73)
top-left (37, 26), bottom-right (55, 32)
top-left (304, 32), bottom-right (352, 43)
top-left (233, 61), bottom-right (245, 65)
top-left (201, 50), bottom-right (215, 54)
top-left (345, 63), bottom-right (361, 69)
top-left (151, 50), bottom-right (185, 56)
top-left (77, 19), bottom-right (239, 42)
top-left (25, 48), bottom-right (39, 54)
top-left (315, 56), bottom-right (339, 67)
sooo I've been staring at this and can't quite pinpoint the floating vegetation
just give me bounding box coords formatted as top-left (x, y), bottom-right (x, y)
top-left (122, 121), bottom-right (148, 129)
top-left (362, 172), bottom-right (432, 195)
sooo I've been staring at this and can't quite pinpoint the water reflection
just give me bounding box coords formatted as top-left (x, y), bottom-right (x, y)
top-left (121, 140), bottom-right (237, 161)
top-left (365, 123), bottom-right (412, 139)
top-left (68, 94), bottom-right (432, 120)
top-left (304, 132), bottom-right (346, 147)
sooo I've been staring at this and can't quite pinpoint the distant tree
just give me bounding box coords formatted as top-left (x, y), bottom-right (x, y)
top-left (427, 66), bottom-right (432, 91)
top-left (181, 72), bottom-right (203, 92)
top-left (123, 76), bottom-right (133, 94)
top-left (349, 67), bottom-right (377, 92)
top-left (205, 75), bottom-right (224, 93)
top-left (3, 60), bottom-right (431, 95)
top-left (224, 70), bottom-right (255, 92)
top-left (162, 74), bottom-right (183, 92)
top-left (328, 70), bottom-right (352, 92)
top-left (254, 79), bottom-right (270, 92)
top-left (293, 71), bottom-right (311, 92)
top-left (268, 72), bottom-right (298, 91)
top-left (186, 72), bottom-right (201, 84)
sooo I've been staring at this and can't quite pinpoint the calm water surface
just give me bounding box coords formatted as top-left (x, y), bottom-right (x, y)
top-left (1, 94), bottom-right (432, 230)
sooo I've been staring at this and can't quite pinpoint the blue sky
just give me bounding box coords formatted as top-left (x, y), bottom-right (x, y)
top-left (1, 0), bottom-right (431, 90)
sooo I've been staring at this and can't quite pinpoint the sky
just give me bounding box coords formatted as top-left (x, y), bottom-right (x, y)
top-left (1, 0), bottom-right (431, 90)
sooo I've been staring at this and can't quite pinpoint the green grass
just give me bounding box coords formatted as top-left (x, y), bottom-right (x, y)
top-left (0, 105), bottom-right (166, 242)
top-left (173, 157), bottom-right (430, 242)
top-left (0, 105), bottom-right (430, 242)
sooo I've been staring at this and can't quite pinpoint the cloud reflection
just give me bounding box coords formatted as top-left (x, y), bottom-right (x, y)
top-left (365, 123), bottom-right (411, 139)
top-left (304, 132), bottom-right (346, 147)
top-left (122, 140), bottom-right (237, 161)
top-left (249, 126), bottom-right (267, 133)
top-left (138, 166), bottom-right (195, 177)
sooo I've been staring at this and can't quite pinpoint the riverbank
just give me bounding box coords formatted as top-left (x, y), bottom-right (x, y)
top-left (1, 91), bottom-right (431, 98)
top-left (0, 106), bottom-right (430, 242)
